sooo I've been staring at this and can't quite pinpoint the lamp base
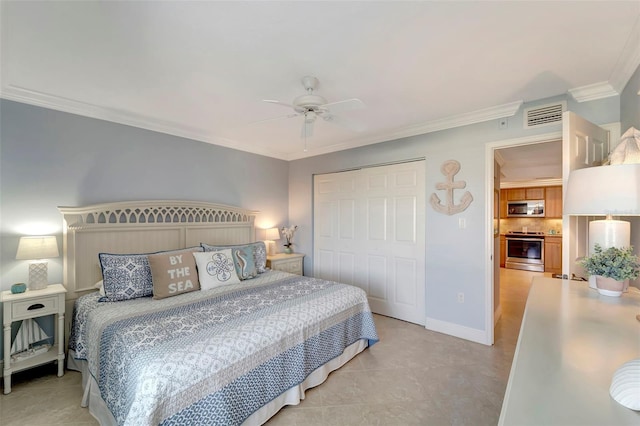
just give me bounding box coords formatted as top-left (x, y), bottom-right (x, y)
top-left (28, 261), bottom-right (49, 290)
top-left (265, 240), bottom-right (277, 256)
top-left (588, 219), bottom-right (631, 291)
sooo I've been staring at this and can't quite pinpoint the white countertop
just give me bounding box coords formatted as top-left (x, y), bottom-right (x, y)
top-left (499, 277), bottom-right (640, 425)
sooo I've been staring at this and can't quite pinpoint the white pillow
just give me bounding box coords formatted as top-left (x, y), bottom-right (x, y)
top-left (193, 249), bottom-right (241, 290)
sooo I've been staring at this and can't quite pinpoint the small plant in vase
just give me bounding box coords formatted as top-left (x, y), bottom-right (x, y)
top-left (281, 225), bottom-right (298, 254)
top-left (580, 244), bottom-right (640, 297)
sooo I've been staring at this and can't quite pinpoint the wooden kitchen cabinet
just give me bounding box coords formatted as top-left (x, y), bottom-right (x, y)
top-left (506, 187), bottom-right (545, 201)
top-left (545, 186), bottom-right (563, 218)
top-left (500, 235), bottom-right (506, 267)
top-left (525, 187), bottom-right (545, 200)
top-left (544, 236), bottom-right (562, 274)
top-left (506, 188), bottom-right (525, 200)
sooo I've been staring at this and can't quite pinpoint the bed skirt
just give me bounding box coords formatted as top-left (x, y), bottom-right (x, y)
top-left (68, 338), bottom-right (368, 425)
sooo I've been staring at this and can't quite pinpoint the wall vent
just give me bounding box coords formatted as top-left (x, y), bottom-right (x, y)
top-left (523, 101), bottom-right (566, 129)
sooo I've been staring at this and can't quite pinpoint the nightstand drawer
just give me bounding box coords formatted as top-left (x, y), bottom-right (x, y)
top-left (12, 296), bottom-right (59, 320)
top-left (278, 261), bottom-right (302, 275)
top-left (267, 253), bottom-right (305, 276)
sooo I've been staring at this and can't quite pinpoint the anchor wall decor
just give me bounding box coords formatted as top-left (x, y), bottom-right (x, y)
top-left (430, 159), bottom-right (473, 215)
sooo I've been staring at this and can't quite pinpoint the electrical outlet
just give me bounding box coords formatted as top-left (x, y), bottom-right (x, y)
top-left (458, 218), bottom-right (466, 229)
top-left (457, 292), bottom-right (464, 303)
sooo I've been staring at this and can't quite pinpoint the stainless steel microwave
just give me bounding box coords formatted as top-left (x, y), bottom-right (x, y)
top-left (507, 200), bottom-right (545, 217)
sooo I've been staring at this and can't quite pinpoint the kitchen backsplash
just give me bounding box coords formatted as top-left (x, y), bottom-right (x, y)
top-left (500, 218), bottom-right (563, 235)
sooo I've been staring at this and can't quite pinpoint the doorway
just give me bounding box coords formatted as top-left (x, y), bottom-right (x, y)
top-left (485, 119), bottom-right (620, 345)
top-left (484, 131), bottom-right (563, 344)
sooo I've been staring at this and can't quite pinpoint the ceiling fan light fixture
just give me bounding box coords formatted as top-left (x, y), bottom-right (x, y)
top-left (293, 94), bottom-right (327, 112)
top-left (254, 75), bottom-right (366, 152)
top-left (304, 111), bottom-right (317, 123)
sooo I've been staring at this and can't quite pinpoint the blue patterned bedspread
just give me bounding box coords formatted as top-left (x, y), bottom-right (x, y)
top-left (69, 271), bottom-right (378, 425)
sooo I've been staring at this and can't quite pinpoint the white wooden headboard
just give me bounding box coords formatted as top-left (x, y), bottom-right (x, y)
top-left (58, 200), bottom-right (258, 302)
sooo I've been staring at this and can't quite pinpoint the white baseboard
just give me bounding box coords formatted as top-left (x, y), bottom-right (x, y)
top-left (494, 303), bottom-right (502, 326)
top-left (425, 317), bottom-right (489, 345)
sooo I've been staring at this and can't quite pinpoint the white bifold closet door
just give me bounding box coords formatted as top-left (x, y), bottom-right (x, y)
top-left (314, 160), bottom-right (426, 325)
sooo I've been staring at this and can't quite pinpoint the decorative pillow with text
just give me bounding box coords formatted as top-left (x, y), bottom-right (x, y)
top-left (98, 246), bottom-right (203, 302)
top-left (149, 249), bottom-right (201, 299)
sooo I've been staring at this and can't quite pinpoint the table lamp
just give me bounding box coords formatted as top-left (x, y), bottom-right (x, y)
top-left (564, 163), bottom-right (640, 288)
top-left (264, 228), bottom-right (281, 256)
top-left (565, 163), bottom-right (640, 411)
top-left (15, 236), bottom-right (60, 290)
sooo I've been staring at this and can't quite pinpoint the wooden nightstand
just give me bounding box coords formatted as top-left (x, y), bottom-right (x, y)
top-left (267, 253), bottom-right (305, 275)
top-left (1, 284), bottom-right (67, 394)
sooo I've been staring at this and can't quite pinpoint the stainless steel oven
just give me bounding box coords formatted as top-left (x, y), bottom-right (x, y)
top-left (505, 232), bottom-right (544, 272)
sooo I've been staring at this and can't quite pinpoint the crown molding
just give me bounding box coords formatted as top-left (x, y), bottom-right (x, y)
top-left (568, 81), bottom-right (618, 103)
top-left (0, 85), bottom-right (291, 160)
top-left (1, 85), bottom-right (208, 139)
top-left (570, 17), bottom-right (640, 102)
top-left (286, 100), bottom-right (524, 160)
top-left (382, 100), bottom-right (524, 140)
top-left (609, 15), bottom-right (640, 93)
top-left (2, 83), bottom-right (523, 162)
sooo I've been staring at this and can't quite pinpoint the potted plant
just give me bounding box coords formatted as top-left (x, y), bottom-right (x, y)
top-left (580, 244), bottom-right (640, 297)
top-left (280, 225), bottom-right (298, 254)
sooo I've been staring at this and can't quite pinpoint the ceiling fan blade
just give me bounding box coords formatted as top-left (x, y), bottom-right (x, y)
top-left (321, 98), bottom-right (364, 114)
top-left (323, 114), bottom-right (366, 132)
top-left (248, 112), bottom-right (299, 126)
top-left (263, 99), bottom-right (296, 109)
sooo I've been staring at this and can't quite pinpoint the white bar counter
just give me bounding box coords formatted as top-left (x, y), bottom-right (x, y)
top-left (499, 277), bottom-right (640, 425)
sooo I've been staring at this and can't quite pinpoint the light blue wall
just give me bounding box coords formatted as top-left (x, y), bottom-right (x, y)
top-left (620, 64), bottom-right (640, 131)
top-left (0, 100), bottom-right (290, 353)
top-left (0, 100), bottom-right (290, 288)
top-left (289, 94), bottom-right (620, 333)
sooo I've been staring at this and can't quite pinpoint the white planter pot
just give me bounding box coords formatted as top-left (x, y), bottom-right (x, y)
top-left (595, 275), bottom-right (625, 297)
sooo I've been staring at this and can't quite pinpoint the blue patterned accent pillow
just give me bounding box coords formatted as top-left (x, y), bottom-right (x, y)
top-left (230, 246), bottom-right (258, 280)
top-left (99, 246), bottom-right (203, 302)
top-left (201, 241), bottom-right (267, 274)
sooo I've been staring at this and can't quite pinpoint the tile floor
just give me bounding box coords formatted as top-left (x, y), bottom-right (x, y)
top-left (0, 268), bottom-right (543, 425)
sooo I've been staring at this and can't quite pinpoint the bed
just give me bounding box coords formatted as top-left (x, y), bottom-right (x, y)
top-left (60, 201), bottom-right (378, 425)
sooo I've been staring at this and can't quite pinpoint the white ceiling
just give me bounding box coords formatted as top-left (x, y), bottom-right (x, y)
top-left (497, 140), bottom-right (562, 184)
top-left (1, 1), bottom-right (639, 161)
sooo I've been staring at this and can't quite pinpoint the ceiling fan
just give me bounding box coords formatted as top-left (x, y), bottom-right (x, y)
top-left (256, 76), bottom-right (365, 145)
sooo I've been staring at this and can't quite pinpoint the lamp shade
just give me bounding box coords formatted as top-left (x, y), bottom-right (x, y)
top-left (265, 228), bottom-right (280, 240)
top-left (15, 236), bottom-right (60, 260)
top-left (564, 164), bottom-right (640, 216)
